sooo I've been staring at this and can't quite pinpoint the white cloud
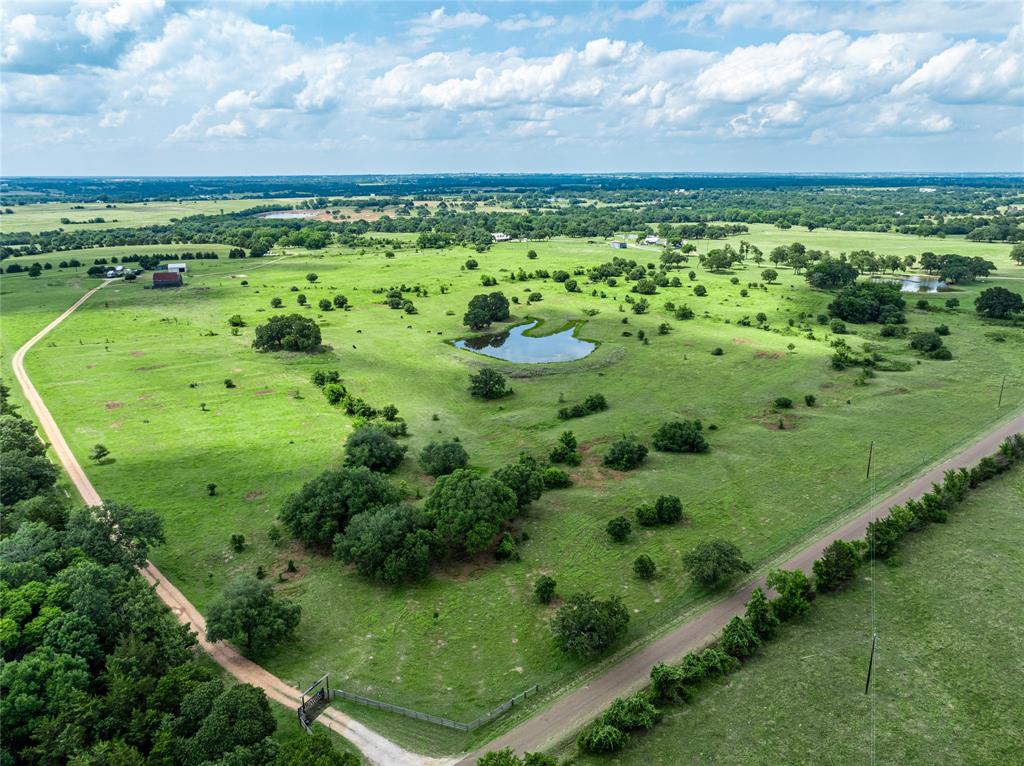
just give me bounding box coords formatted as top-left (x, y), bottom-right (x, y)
top-left (496, 14), bottom-right (557, 32)
top-left (409, 6), bottom-right (489, 42)
top-left (73, 0), bottom-right (166, 46)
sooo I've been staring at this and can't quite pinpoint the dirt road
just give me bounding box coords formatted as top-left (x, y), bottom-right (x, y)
top-left (459, 411), bottom-right (1024, 763)
top-left (11, 281), bottom-right (447, 766)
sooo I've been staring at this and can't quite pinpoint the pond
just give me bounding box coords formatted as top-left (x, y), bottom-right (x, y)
top-left (260, 211), bottom-right (318, 220)
top-left (869, 275), bottom-right (946, 293)
top-left (453, 320), bottom-right (596, 363)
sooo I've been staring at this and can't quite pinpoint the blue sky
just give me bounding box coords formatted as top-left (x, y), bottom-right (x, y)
top-left (1, 1), bottom-right (1022, 175)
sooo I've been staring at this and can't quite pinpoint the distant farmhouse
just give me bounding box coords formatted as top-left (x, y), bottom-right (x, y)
top-left (610, 240), bottom-right (627, 249)
top-left (153, 271), bottom-right (182, 288)
top-left (642, 235), bottom-right (663, 245)
top-left (491, 232), bottom-right (512, 242)
top-left (167, 262), bottom-right (187, 273)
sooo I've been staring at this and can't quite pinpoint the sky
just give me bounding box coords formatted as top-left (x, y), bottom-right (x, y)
top-left (1, 0), bottom-right (1022, 175)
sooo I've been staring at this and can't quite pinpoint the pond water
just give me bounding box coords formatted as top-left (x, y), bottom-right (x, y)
top-left (260, 211), bottom-right (318, 220)
top-left (869, 275), bottom-right (946, 293)
top-left (454, 320), bottom-right (596, 363)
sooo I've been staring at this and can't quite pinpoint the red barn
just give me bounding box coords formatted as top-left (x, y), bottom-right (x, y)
top-left (152, 271), bottom-right (183, 288)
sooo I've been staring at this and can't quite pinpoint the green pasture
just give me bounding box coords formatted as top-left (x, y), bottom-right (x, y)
top-left (567, 464), bottom-right (1024, 766)
top-left (1, 228), bottom-right (1022, 754)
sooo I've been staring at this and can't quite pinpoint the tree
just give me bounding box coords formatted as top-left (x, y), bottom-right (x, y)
top-left (654, 494), bottom-right (684, 523)
top-left (576, 723), bottom-right (628, 754)
top-left (766, 568), bottom-right (814, 621)
top-left (251, 314), bottom-right (322, 352)
top-left (306, 273), bottom-right (319, 283)
top-left (828, 283), bottom-right (905, 324)
top-left (805, 258), bottom-right (858, 289)
top-left (493, 455), bottom-right (544, 508)
top-left (0, 415), bottom-right (59, 506)
top-left (603, 437), bottom-right (648, 470)
top-left (207, 483), bottom-right (217, 496)
top-left (90, 443), bottom-right (110, 462)
top-left (468, 368), bottom-right (510, 399)
top-left (270, 297), bottom-right (282, 308)
top-left (419, 440), bottom-right (469, 476)
top-left (761, 269), bottom-right (778, 284)
top-left (910, 331), bottom-right (944, 354)
top-left (463, 292), bottom-right (510, 329)
top-left (279, 467), bottom-right (402, 547)
top-left (66, 502), bottom-right (165, 569)
top-left (274, 730), bottom-right (359, 766)
top-left (534, 575), bottom-right (556, 604)
top-left (603, 691), bottom-right (660, 731)
top-left (974, 286), bottom-right (1023, 318)
top-left (344, 425), bottom-right (406, 473)
top-left (185, 683), bottom-right (277, 766)
top-left (633, 554), bottom-right (656, 579)
top-left (682, 539), bottom-right (751, 589)
top-left (334, 505), bottom-right (435, 584)
top-left (551, 592), bottom-right (629, 657)
top-left (652, 420), bottom-right (709, 453)
top-left (333, 294), bottom-right (348, 309)
top-left (813, 539), bottom-right (861, 592)
top-left (1011, 243), bottom-right (1024, 266)
top-left (719, 616), bottom-right (761, 658)
top-left (424, 469), bottom-right (517, 555)
top-left (205, 576), bottom-right (301, 653)
top-left (318, 298), bottom-right (332, 311)
top-left (744, 587), bottom-right (779, 640)
top-left (606, 515), bottom-right (631, 542)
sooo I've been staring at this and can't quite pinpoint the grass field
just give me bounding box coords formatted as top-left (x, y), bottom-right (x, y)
top-left (566, 464), bottom-right (1024, 766)
top-left (2, 225), bottom-right (1022, 754)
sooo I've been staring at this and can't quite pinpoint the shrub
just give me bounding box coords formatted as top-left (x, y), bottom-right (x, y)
top-left (635, 503), bottom-right (659, 526)
top-left (719, 616), bottom-right (761, 659)
top-left (649, 663), bottom-right (692, 704)
top-left (465, 258), bottom-right (479, 270)
top-left (495, 532), bottom-right (520, 561)
top-left (603, 692), bottom-right (660, 731)
top-left (603, 437), bottom-right (648, 470)
top-left (344, 426), bottom-right (407, 473)
top-left (558, 393), bottom-right (608, 420)
top-left (804, 394), bottom-right (816, 407)
top-left (909, 331), bottom-right (943, 354)
top-left (830, 320), bottom-right (847, 334)
top-left (306, 272), bottom-right (318, 283)
top-left (813, 539), bottom-right (861, 592)
top-left (551, 593), bottom-right (630, 657)
top-left (333, 294), bottom-right (349, 309)
top-left (542, 467), bottom-right (572, 489)
top-left (418, 440), bottom-right (469, 477)
top-left (710, 347), bottom-right (724, 356)
top-left (318, 298), bottom-right (332, 311)
top-left (674, 304), bottom-right (694, 320)
top-left (694, 285), bottom-right (707, 297)
top-left (252, 314), bottom-right (322, 352)
top-left (577, 723), bottom-right (628, 754)
top-left (655, 494), bottom-right (684, 523)
top-left (534, 575), bottom-right (556, 604)
top-left (334, 504), bottom-right (435, 584)
top-left (761, 269), bottom-right (778, 283)
top-left (230, 533), bottom-right (246, 552)
top-left (606, 515), bottom-right (632, 542)
top-left (652, 420), bottom-right (709, 453)
top-left (934, 323), bottom-right (950, 336)
top-left (270, 297), bottom-right (283, 307)
top-left (549, 430), bottom-right (581, 465)
top-left (228, 314), bottom-right (245, 327)
top-left (773, 396), bottom-right (794, 410)
top-left (633, 554), bottom-right (656, 580)
top-left (682, 539), bottom-right (751, 589)
top-left (469, 368), bottom-right (510, 399)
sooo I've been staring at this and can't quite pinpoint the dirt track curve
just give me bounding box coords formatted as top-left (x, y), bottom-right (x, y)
top-left (11, 281), bottom-right (449, 766)
top-left (460, 412), bottom-right (1024, 763)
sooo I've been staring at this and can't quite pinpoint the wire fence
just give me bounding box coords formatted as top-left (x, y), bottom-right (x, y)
top-left (331, 685), bottom-right (539, 732)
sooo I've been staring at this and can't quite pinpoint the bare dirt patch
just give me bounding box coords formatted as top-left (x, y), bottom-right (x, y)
top-left (436, 551), bottom-right (493, 582)
top-left (105, 401), bottom-right (123, 410)
top-left (254, 389), bottom-right (274, 396)
top-left (881, 386), bottom-right (911, 396)
top-left (244, 490), bottom-right (264, 502)
top-left (732, 337), bottom-right (753, 345)
top-left (86, 364), bottom-right (97, 369)
top-left (759, 413), bottom-right (800, 431)
top-left (136, 365), bottom-right (167, 372)
top-left (129, 351), bottom-right (145, 357)
top-left (754, 351), bottom-right (783, 360)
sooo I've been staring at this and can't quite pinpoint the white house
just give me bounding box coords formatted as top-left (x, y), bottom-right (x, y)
top-left (610, 240), bottom-right (627, 249)
top-left (491, 232), bottom-right (512, 242)
top-left (642, 235), bottom-right (662, 245)
top-left (167, 263), bottom-right (187, 273)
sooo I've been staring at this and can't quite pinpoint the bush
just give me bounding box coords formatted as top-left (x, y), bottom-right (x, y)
top-left (635, 503), bottom-right (659, 526)
top-left (804, 394), bottom-right (816, 407)
top-left (934, 323), bottom-right (950, 336)
top-left (419, 440), bottom-right (469, 477)
top-left (542, 466), bottom-right (572, 489)
top-left (909, 331), bottom-right (944, 354)
top-left (830, 319), bottom-right (847, 334)
top-left (549, 430), bottom-right (581, 465)
top-left (652, 420), bottom-right (709, 453)
top-left (558, 393), bottom-right (608, 420)
top-left (655, 494), bottom-right (684, 523)
top-left (773, 396), bottom-right (793, 410)
top-left (252, 314), bottom-right (322, 352)
top-left (230, 533), bottom-right (246, 552)
top-left (766, 568), bottom-right (814, 621)
top-left (577, 723), bottom-right (628, 754)
top-left (333, 294), bottom-right (349, 309)
top-left (551, 593), bottom-right (629, 657)
top-left (606, 515), bottom-right (632, 542)
top-left (318, 298), bottom-right (332, 311)
top-left (334, 505), bottom-right (435, 584)
top-left (711, 347), bottom-right (724, 356)
top-left (603, 437), bottom-right (648, 470)
top-left (813, 539), bottom-right (861, 592)
top-left (469, 368), bottom-right (510, 399)
top-left (682, 539), bottom-right (751, 589)
top-left (495, 532), bottom-right (520, 561)
top-left (674, 304), bottom-right (694, 320)
top-left (603, 692), bottom-right (660, 731)
top-left (719, 616), bottom-right (761, 659)
top-left (344, 426), bottom-right (407, 473)
top-left (633, 554), bottom-right (656, 580)
top-left (535, 575), bottom-right (556, 604)
top-left (228, 314), bottom-right (245, 327)
top-left (693, 285), bottom-right (707, 297)
top-left (744, 587), bottom-right (779, 640)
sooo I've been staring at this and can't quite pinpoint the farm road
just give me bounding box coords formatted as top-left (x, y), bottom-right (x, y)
top-left (11, 279), bottom-right (451, 766)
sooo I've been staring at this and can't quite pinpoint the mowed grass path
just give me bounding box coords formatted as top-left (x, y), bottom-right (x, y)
top-left (4, 228), bottom-right (1022, 745)
top-left (569, 465), bottom-right (1024, 766)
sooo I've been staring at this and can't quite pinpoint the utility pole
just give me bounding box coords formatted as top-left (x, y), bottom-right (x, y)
top-left (864, 633), bottom-right (878, 694)
top-left (998, 375), bottom-right (1006, 408)
top-left (866, 440), bottom-right (874, 480)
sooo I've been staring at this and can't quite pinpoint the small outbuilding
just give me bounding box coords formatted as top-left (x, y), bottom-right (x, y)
top-left (153, 271), bottom-right (183, 288)
top-left (167, 262), bottom-right (187, 273)
top-left (610, 240), bottom-right (627, 249)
